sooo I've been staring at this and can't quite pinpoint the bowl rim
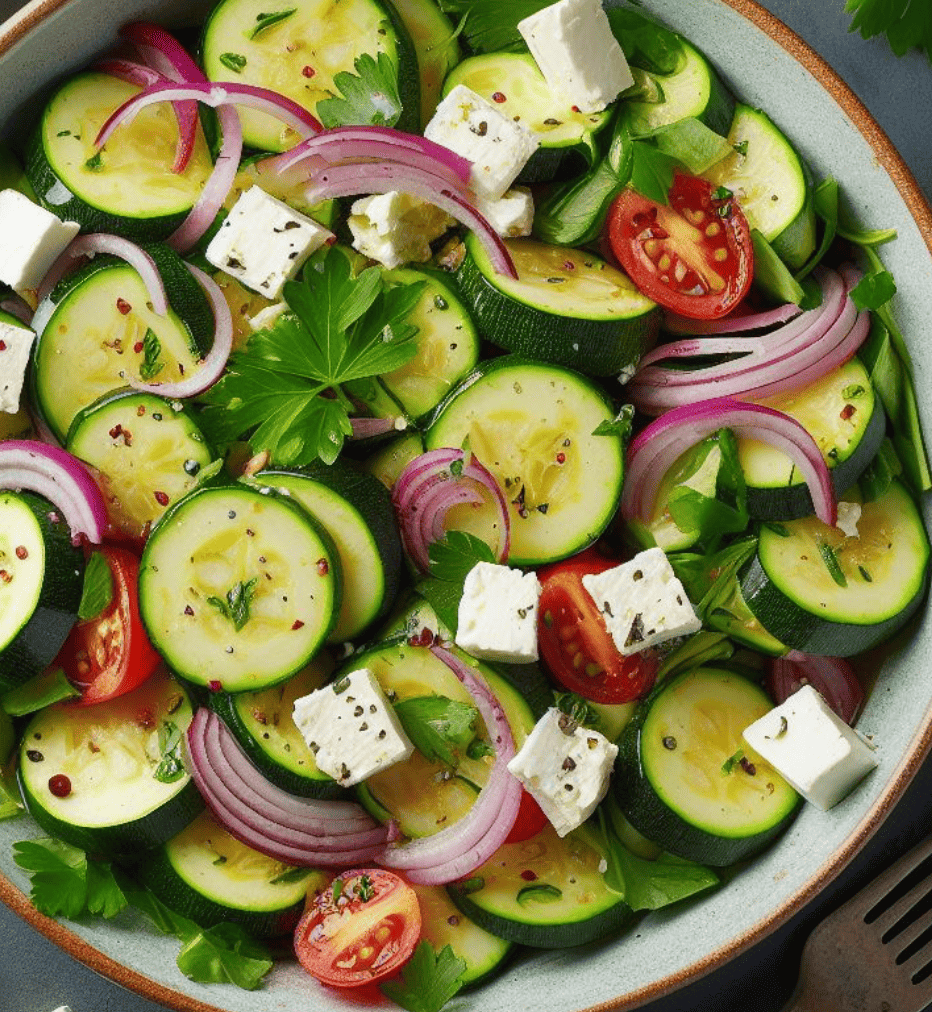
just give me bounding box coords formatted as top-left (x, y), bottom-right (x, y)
top-left (1, 1), bottom-right (931, 1011)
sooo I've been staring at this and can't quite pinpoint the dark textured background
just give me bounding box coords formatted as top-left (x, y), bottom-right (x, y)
top-left (1, 1), bottom-right (931, 1010)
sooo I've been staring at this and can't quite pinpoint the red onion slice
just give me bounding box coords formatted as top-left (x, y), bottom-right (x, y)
top-left (0, 296), bottom-right (32, 327)
top-left (302, 163), bottom-right (517, 278)
top-left (37, 234), bottom-right (168, 313)
top-left (664, 301), bottom-right (802, 335)
top-left (0, 440), bottom-right (108, 543)
top-left (119, 21), bottom-right (205, 83)
top-left (766, 652), bottom-right (864, 725)
top-left (621, 397), bottom-right (836, 527)
top-left (127, 264), bottom-right (232, 399)
top-left (378, 644), bottom-right (522, 885)
top-left (392, 448), bottom-right (510, 572)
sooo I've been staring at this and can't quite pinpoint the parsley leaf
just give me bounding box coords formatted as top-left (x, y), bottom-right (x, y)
top-left (207, 578), bottom-right (259, 632)
top-left (154, 720), bottom-right (186, 783)
top-left (78, 550), bottom-right (114, 621)
top-left (435, 0), bottom-right (550, 53)
top-left (317, 52), bottom-right (404, 128)
top-left (850, 269), bottom-right (897, 312)
top-left (394, 694), bottom-right (481, 766)
top-left (249, 8), bottom-right (297, 38)
top-left (380, 941), bottom-right (467, 1012)
top-left (139, 328), bottom-right (164, 381)
top-left (552, 690), bottom-right (602, 731)
top-left (0, 774), bottom-right (22, 820)
top-left (628, 141), bottom-right (681, 203)
top-left (428, 530), bottom-right (496, 583)
top-left (2, 667), bottom-right (80, 716)
top-left (13, 838), bottom-right (128, 920)
top-left (199, 247), bottom-right (421, 466)
top-left (845, 0), bottom-right (932, 62)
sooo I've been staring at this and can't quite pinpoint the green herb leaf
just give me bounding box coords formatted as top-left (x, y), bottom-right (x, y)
top-left (394, 694), bottom-right (480, 766)
top-left (249, 7), bottom-right (297, 38)
top-left (317, 52), bottom-right (403, 128)
top-left (154, 721), bottom-right (186, 783)
top-left (817, 541), bottom-right (848, 588)
top-left (428, 530), bottom-right (496, 584)
top-left (2, 667), bottom-right (80, 716)
top-left (207, 578), bottom-right (259, 632)
top-left (269, 866), bottom-right (313, 885)
top-left (380, 941), bottom-right (467, 1012)
top-left (435, 0), bottom-right (550, 53)
top-left (607, 6), bottom-right (684, 75)
top-left (593, 403), bottom-right (635, 442)
top-left (13, 838), bottom-right (127, 920)
top-left (85, 150), bottom-right (104, 171)
top-left (0, 774), bottom-right (22, 820)
top-left (414, 577), bottom-right (464, 636)
top-left (139, 328), bottom-right (164, 381)
top-left (552, 690), bottom-right (602, 731)
top-left (721, 748), bottom-right (744, 775)
top-left (78, 550), bottom-right (114, 621)
top-left (219, 52), bottom-right (247, 73)
top-left (845, 0), bottom-right (932, 63)
top-left (850, 269), bottom-right (897, 312)
top-left (628, 141), bottom-right (681, 203)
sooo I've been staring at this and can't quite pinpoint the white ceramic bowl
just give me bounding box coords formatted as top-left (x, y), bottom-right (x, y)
top-left (1, 2), bottom-right (931, 1010)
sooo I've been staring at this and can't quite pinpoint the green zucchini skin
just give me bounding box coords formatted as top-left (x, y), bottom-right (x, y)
top-left (0, 492), bottom-right (84, 693)
top-left (613, 668), bottom-right (800, 868)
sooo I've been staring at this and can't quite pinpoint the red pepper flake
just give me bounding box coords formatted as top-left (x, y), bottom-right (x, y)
top-left (840, 404), bottom-right (856, 421)
top-left (208, 679), bottom-right (223, 693)
top-left (15, 546), bottom-right (28, 560)
top-left (0, 570), bottom-right (12, 584)
top-left (109, 424), bottom-right (123, 439)
top-left (48, 774), bottom-right (72, 798)
top-left (154, 490), bottom-right (170, 506)
top-left (133, 341), bottom-right (144, 354)
top-left (571, 105), bottom-right (580, 113)
top-left (302, 65), bottom-right (315, 78)
top-left (116, 298), bottom-right (132, 315)
top-left (137, 404), bottom-right (146, 416)
top-left (408, 627), bottom-right (436, 648)
top-left (562, 260), bottom-right (576, 271)
top-left (491, 91), bottom-right (506, 103)
top-left (556, 452), bottom-right (566, 465)
top-left (0, 341), bottom-right (7, 352)
top-left (184, 605), bottom-right (194, 616)
top-left (292, 619), bottom-right (305, 630)
top-left (520, 870), bottom-right (538, 881)
top-left (316, 558), bottom-right (329, 576)
top-left (136, 707), bottom-right (156, 730)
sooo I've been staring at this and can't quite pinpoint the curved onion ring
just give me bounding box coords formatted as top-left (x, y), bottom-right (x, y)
top-left (621, 397), bottom-right (836, 527)
top-left (766, 652), bottom-right (864, 725)
top-left (663, 301), bottom-right (802, 335)
top-left (392, 448), bottom-right (511, 572)
top-left (378, 644), bottom-right (522, 884)
top-left (0, 440), bottom-right (108, 543)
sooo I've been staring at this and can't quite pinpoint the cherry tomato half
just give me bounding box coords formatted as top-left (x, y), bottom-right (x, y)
top-left (504, 789), bottom-right (549, 844)
top-left (537, 549), bottom-right (658, 704)
top-left (294, 869), bottom-right (421, 988)
top-left (57, 546), bottom-right (162, 706)
top-left (606, 171), bottom-right (753, 319)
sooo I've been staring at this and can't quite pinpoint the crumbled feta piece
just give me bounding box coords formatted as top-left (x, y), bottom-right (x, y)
top-left (475, 187), bottom-right (534, 237)
top-left (424, 85), bottom-right (540, 201)
top-left (455, 561), bottom-right (541, 663)
top-left (581, 547), bottom-right (701, 655)
top-left (205, 185), bottom-right (333, 298)
top-left (742, 684), bottom-right (877, 811)
top-left (518, 0), bottom-right (634, 114)
top-left (835, 501), bottom-right (862, 538)
top-left (0, 189), bottom-right (79, 294)
top-left (347, 190), bottom-right (455, 269)
top-left (292, 668), bottom-right (414, 787)
top-left (0, 318), bottom-right (35, 414)
top-left (507, 707), bottom-right (618, 836)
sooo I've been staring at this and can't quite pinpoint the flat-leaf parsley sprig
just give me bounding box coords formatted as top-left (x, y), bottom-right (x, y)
top-left (845, 0), bottom-right (932, 63)
top-left (199, 246), bottom-right (424, 465)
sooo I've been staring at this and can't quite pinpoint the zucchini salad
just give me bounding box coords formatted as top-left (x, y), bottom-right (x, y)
top-left (0, 0), bottom-right (928, 1007)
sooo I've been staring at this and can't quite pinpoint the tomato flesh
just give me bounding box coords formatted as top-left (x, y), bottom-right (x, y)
top-left (504, 788), bottom-right (549, 844)
top-left (537, 551), bottom-right (658, 704)
top-left (606, 171), bottom-right (753, 319)
top-left (58, 546), bottom-right (161, 706)
top-left (294, 869), bottom-right (421, 988)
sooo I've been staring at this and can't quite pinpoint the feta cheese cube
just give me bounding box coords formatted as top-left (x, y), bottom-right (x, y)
top-left (292, 668), bottom-right (414, 787)
top-left (347, 191), bottom-right (455, 269)
top-left (205, 185), bottom-right (333, 298)
top-left (507, 707), bottom-right (618, 836)
top-left (581, 547), bottom-right (701, 655)
top-left (455, 561), bottom-right (541, 663)
top-left (424, 85), bottom-right (540, 201)
top-left (835, 501), bottom-right (862, 538)
top-left (0, 189), bottom-right (79, 294)
top-left (475, 187), bottom-right (534, 237)
top-left (742, 684), bottom-right (877, 811)
top-left (518, 0), bottom-right (634, 114)
top-left (0, 318), bottom-right (35, 414)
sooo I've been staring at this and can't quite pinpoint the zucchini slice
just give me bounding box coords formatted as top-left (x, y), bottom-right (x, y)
top-left (347, 638), bottom-right (540, 839)
top-left (447, 824), bottom-right (634, 948)
top-left (139, 484), bottom-right (341, 691)
top-left (614, 667), bottom-right (799, 867)
top-left (136, 808), bottom-right (329, 936)
top-left (32, 247), bottom-right (214, 443)
top-left (454, 235), bottom-right (658, 378)
top-left (425, 356), bottom-right (625, 565)
top-left (26, 72), bottom-right (213, 241)
top-left (740, 480), bottom-right (930, 656)
top-left (201, 0), bottom-right (420, 150)
top-left (17, 668), bottom-right (204, 857)
top-left (207, 657), bottom-right (344, 799)
top-left (0, 491), bottom-right (84, 692)
top-left (363, 429), bottom-right (425, 489)
top-left (390, 0), bottom-right (461, 128)
top-left (741, 358), bottom-right (886, 519)
top-left (251, 459), bottom-right (403, 642)
top-left (443, 52), bottom-right (612, 179)
top-left (66, 389), bottom-right (214, 539)
top-left (703, 104), bottom-right (816, 270)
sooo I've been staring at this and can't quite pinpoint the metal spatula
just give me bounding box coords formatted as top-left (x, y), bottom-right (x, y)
top-left (783, 831), bottom-right (932, 1011)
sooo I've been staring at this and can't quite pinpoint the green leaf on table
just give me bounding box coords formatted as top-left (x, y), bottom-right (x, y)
top-left (394, 695), bottom-right (481, 766)
top-left (380, 941), bottom-right (467, 1012)
top-left (78, 550), bottom-right (113, 621)
top-left (317, 52), bottom-right (403, 128)
top-left (845, 0), bottom-right (932, 63)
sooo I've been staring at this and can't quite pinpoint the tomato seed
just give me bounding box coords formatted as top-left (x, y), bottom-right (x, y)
top-left (585, 663), bottom-right (602, 678)
top-left (572, 652), bottom-right (585, 669)
top-left (48, 774), bottom-right (72, 797)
